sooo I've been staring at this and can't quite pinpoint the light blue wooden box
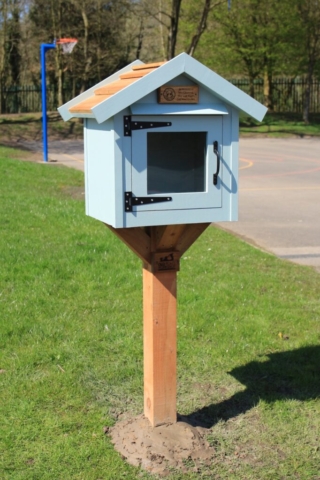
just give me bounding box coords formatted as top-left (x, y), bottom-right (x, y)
top-left (59, 53), bottom-right (267, 229)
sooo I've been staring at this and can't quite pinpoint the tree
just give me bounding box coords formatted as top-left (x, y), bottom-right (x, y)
top-left (29, 0), bottom-right (131, 104)
top-left (211, 0), bottom-right (295, 106)
top-left (131, 0), bottom-right (181, 60)
top-left (7, 0), bottom-right (21, 84)
top-left (296, 0), bottom-right (320, 123)
top-left (29, 0), bottom-right (75, 104)
top-left (65, 0), bottom-right (132, 92)
top-left (0, 0), bottom-right (10, 112)
top-left (0, 0), bottom-right (25, 111)
top-left (183, 0), bottom-right (225, 57)
top-left (167, 0), bottom-right (182, 59)
top-left (132, 0), bottom-right (227, 61)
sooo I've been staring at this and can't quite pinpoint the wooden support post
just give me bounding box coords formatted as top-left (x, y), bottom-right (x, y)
top-left (106, 223), bottom-right (210, 427)
top-left (143, 267), bottom-right (177, 426)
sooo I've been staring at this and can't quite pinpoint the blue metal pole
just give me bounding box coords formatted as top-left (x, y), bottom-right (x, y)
top-left (41, 43), bottom-right (55, 162)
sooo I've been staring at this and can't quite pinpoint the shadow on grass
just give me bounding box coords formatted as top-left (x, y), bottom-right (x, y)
top-left (180, 345), bottom-right (320, 428)
top-left (0, 112), bottom-right (61, 125)
top-left (0, 117), bottom-right (39, 125)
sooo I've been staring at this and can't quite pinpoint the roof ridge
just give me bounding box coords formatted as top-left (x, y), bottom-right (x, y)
top-left (132, 61), bottom-right (166, 71)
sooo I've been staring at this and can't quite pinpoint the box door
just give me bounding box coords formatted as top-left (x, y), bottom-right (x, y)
top-left (130, 115), bottom-right (222, 212)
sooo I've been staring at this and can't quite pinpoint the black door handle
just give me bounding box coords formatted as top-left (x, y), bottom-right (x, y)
top-left (213, 141), bottom-right (220, 185)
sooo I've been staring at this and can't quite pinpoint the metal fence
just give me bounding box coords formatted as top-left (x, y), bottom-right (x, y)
top-left (0, 85), bottom-right (74, 115)
top-left (1, 78), bottom-right (320, 114)
top-left (231, 78), bottom-right (320, 113)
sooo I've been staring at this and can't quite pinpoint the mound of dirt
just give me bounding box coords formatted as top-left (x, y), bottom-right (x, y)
top-left (109, 414), bottom-right (216, 476)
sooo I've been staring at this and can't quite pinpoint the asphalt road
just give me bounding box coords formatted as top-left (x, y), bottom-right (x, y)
top-left (43, 137), bottom-right (320, 271)
top-left (221, 137), bottom-right (320, 271)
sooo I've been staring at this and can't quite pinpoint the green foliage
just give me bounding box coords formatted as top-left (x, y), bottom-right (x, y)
top-left (0, 151), bottom-right (320, 478)
top-left (297, 0), bottom-right (320, 77)
top-left (199, 0), bottom-right (296, 78)
top-left (29, 0), bottom-right (131, 89)
top-left (0, 0), bottom-right (320, 119)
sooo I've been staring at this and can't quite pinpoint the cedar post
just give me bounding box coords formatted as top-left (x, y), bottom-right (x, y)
top-left (107, 223), bottom-right (210, 427)
top-left (143, 267), bottom-right (177, 426)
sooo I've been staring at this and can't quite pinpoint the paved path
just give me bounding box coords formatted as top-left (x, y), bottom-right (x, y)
top-left (42, 137), bottom-right (320, 271)
top-left (24, 139), bottom-right (85, 171)
top-left (221, 138), bottom-right (320, 271)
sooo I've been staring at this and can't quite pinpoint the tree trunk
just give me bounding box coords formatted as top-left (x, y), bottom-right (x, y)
top-left (187, 0), bottom-right (211, 57)
top-left (96, 0), bottom-right (101, 81)
top-left (136, 18), bottom-right (144, 59)
top-left (51, 0), bottom-right (64, 106)
top-left (80, 7), bottom-right (91, 93)
top-left (0, 0), bottom-right (8, 114)
top-left (249, 76), bottom-right (255, 98)
top-left (303, 39), bottom-right (317, 124)
top-left (303, 65), bottom-right (313, 124)
top-left (8, 6), bottom-right (21, 85)
top-left (167, 0), bottom-right (182, 60)
top-left (158, 0), bottom-right (166, 59)
top-left (297, 1), bottom-right (320, 124)
top-left (263, 66), bottom-right (273, 111)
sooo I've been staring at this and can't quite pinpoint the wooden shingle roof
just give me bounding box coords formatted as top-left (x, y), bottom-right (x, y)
top-left (69, 62), bottom-right (166, 114)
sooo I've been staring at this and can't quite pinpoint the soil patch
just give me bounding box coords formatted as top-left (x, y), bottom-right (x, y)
top-left (109, 414), bottom-right (216, 476)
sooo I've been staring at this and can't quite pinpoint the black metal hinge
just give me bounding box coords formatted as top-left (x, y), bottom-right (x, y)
top-left (124, 116), bottom-right (172, 136)
top-left (124, 191), bottom-right (172, 212)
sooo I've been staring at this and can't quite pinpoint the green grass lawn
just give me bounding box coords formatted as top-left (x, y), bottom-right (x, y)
top-left (0, 149), bottom-right (319, 479)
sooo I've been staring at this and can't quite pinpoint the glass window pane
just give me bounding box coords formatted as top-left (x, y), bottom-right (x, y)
top-left (147, 132), bottom-right (206, 194)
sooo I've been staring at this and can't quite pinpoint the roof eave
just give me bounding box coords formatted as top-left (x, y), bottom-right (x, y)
top-left (183, 54), bottom-right (267, 121)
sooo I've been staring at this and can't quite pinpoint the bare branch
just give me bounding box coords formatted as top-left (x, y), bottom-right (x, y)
top-left (187, 0), bottom-right (225, 57)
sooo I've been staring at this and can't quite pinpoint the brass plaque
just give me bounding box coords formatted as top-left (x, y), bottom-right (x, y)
top-left (158, 86), bottom-right (199, 104)
top-left (152, 251), bottom-right (180, 272)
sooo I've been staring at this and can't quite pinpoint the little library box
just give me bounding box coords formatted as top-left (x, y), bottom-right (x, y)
top-left (59, 53), bottom-right (267, 427)
top-left (59, 53), bottom-right (267, 229)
